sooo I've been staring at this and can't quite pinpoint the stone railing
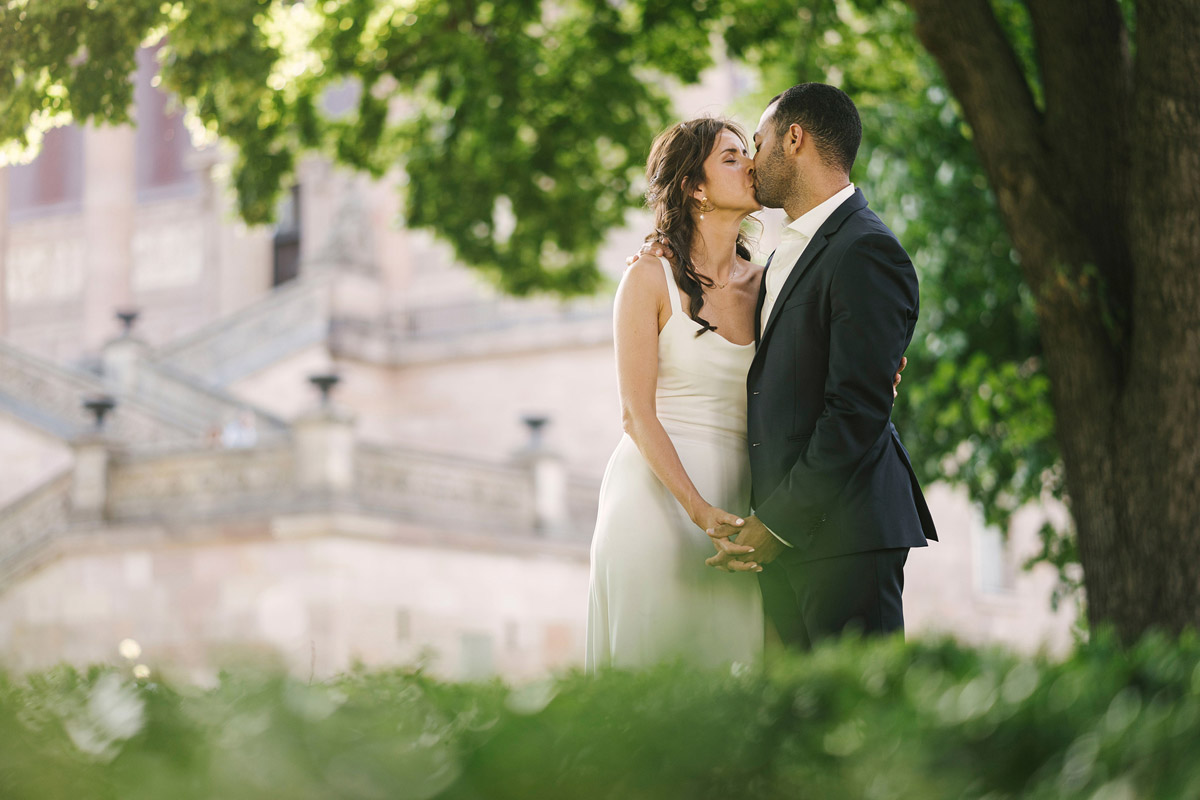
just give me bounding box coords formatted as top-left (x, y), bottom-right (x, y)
top-left (155, 274), bottom-right (331, 385)
top-left (0, 427), bottom-right (598, 587)
top-left (393, 295), bottom-right (611, 340)
top-left (130, 360), bottom-right (288, 434)
top-left (330, 296), bottom-right (613, 366)
top-left (107, 443), bottom-right (297, 522)
top-left (355, 444), bottom-right (538, 534)
top-left (102, 438), bottom-right (596, 540)
top-left (0, 470), bottom-right (72, 587)
top-left (567, 477), bottom-right (601, 538)
top-left (0, 340), bottom-right (198, 444)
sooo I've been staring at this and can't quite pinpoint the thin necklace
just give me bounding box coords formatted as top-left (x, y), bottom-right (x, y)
top-left (709, 261), bottom-right (739, 290)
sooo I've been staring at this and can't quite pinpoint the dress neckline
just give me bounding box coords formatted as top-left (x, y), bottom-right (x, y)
top-left (654, 254), bottom-right (755, 350)
top-left (666, 313), bottom-right (755, 349)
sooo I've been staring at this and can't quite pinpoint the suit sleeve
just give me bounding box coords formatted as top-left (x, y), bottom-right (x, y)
top-left (755, 233), bottom-right (918, 545)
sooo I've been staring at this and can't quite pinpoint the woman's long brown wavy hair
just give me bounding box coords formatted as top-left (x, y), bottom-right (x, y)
top-left (645, 117), bottom-right (756, 337)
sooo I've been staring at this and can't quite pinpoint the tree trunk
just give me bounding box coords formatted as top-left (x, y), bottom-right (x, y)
top-left (1113, 0), bottom-right (1200, 638)
top-left (905, 0), bottom-right (1200, 641)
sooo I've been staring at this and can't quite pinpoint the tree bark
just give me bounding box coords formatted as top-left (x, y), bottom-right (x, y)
top-left (904, 0), bottom-right (1200, 641)
top-left (1116, 0), bottom-right (1200, 638)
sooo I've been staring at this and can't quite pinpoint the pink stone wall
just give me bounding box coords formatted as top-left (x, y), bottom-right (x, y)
top-left (0, 530), bottom-right (590, 684)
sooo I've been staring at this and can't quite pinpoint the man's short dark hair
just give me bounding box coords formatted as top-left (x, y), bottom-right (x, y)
top-left (768, 83), bottom-right (862, 174)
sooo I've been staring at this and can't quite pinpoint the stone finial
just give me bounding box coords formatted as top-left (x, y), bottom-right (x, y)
top-left (308, 373), bottom-right (341, 407)
top-left (73, 396), bottom-right (115, 518)
top-left (521, 414), bottom-right (549, 450)
top-left (115, 308), bottom-right (140, 337)
top-left (82, 394), bottom-right (116, 431)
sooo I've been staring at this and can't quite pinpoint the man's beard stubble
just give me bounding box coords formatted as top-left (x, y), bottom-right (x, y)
top-left (754, 142), bottom-right (798, 211)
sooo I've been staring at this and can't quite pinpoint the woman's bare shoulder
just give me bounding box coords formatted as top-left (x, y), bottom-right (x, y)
top-left (621, 254), bottom-right (670, 293)
top-left (616, 254), bottom-right (672, 312)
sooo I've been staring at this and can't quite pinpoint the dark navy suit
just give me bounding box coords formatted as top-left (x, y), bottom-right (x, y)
top-left (749, 189), bottom-right (937, 647)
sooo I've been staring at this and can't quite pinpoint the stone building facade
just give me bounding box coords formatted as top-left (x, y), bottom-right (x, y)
top-left (0, 52), bottom-right (1077, 685)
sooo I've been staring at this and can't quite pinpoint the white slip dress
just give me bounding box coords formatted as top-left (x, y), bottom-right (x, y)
top-left (586, 256), bottom-right (764, 671)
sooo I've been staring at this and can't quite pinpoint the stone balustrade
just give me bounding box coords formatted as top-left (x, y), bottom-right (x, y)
top-left (0, 340), bottom-right (196, 444)
top-left (566, 477), bottom-right (601, 538)
top-left (390, 295), bottom-right (612, 341)
top-left (0, 471), bottom-right (72, 586)
top-left (154, 274), bottom-right (331, 386)
top-left (104, 437), bottom-right (594, 538)
top-left (106, 442), bottom-right (298, 522)
top-left (355, 443), bottom-right (539, 534)
top-left (0, 428), bottom-right (598, 587)
top-left (127, 360), bottom-right (287, 434)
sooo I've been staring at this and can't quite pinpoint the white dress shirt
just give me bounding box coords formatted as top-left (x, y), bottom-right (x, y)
top-left (754, 183), bottom-right (856, 548)
top-left (760, 183), bottom-right (857, 337)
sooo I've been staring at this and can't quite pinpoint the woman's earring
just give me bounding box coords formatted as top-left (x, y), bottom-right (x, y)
top-left (699, 195), bottom-right (715, 218)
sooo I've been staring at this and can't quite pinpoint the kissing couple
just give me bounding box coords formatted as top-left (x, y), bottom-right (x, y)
top-left (587, 83), bottom-right (938, 670)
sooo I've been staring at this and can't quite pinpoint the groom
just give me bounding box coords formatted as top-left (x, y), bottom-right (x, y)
top-left (708, 83), bottom-right (937, 649)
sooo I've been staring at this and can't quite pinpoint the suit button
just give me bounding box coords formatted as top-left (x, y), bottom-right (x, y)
top-left (751, 442), bottom-right (760, 447)
top-left (752, 391), bottom-right (760, 395)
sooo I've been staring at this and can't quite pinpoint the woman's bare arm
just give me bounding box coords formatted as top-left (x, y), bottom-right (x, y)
top-left (614, 257), bottom-right (754, 566)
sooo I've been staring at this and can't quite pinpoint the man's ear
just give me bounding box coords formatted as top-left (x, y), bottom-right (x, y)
top-left (786, 123), bottom-right (804, 156)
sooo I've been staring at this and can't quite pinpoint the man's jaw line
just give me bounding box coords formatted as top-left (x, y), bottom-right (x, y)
top-left (752, 183), bottom-right (784, 211)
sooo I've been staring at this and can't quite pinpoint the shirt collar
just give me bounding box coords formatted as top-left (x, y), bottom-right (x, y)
top-left (782, 183), bottom-right (856, 240)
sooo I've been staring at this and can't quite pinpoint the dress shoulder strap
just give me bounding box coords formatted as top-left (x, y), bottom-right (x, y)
top-left (655, 255), bottom-right (684, 316)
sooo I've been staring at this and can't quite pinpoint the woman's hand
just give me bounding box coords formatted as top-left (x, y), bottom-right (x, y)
top-left (625, 235), bottom-right (676, 266)
top-left (893, 356), bottom-right (907, 399)
top-left (691, 503), bottom-right (745, 536)
top-left (691, 504), bottom-right (757, 571)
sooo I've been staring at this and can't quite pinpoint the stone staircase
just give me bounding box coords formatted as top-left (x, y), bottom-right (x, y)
top-left (125, 359), bottom-right (288, 436)
top-left (154, 274), bottom-right (331, 386)
top-left (148, 261), bottom-right (612, 374)
top-left (0, 470), bottom-right (72, 588)
top-left (0, 340), bottom-right (199, 445)
top-left (0, 267), bottom-right (609, 590)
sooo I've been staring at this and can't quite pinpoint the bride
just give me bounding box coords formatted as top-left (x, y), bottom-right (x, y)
top-left (586, 118), bottom-right (768, 671)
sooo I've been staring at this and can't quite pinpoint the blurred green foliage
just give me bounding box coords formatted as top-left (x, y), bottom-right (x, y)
top-left (0, 1), bottom-right (1074, 588)
top-left (4, 634), bottom-right (1200, 798)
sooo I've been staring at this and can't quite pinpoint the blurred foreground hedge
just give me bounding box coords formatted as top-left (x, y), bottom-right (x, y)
top-left (3, 635), bottom-right (1200, 799)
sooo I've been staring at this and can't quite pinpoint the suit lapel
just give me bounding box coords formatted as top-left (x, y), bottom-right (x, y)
top-left (756, 190), bottom-right (868, 353)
